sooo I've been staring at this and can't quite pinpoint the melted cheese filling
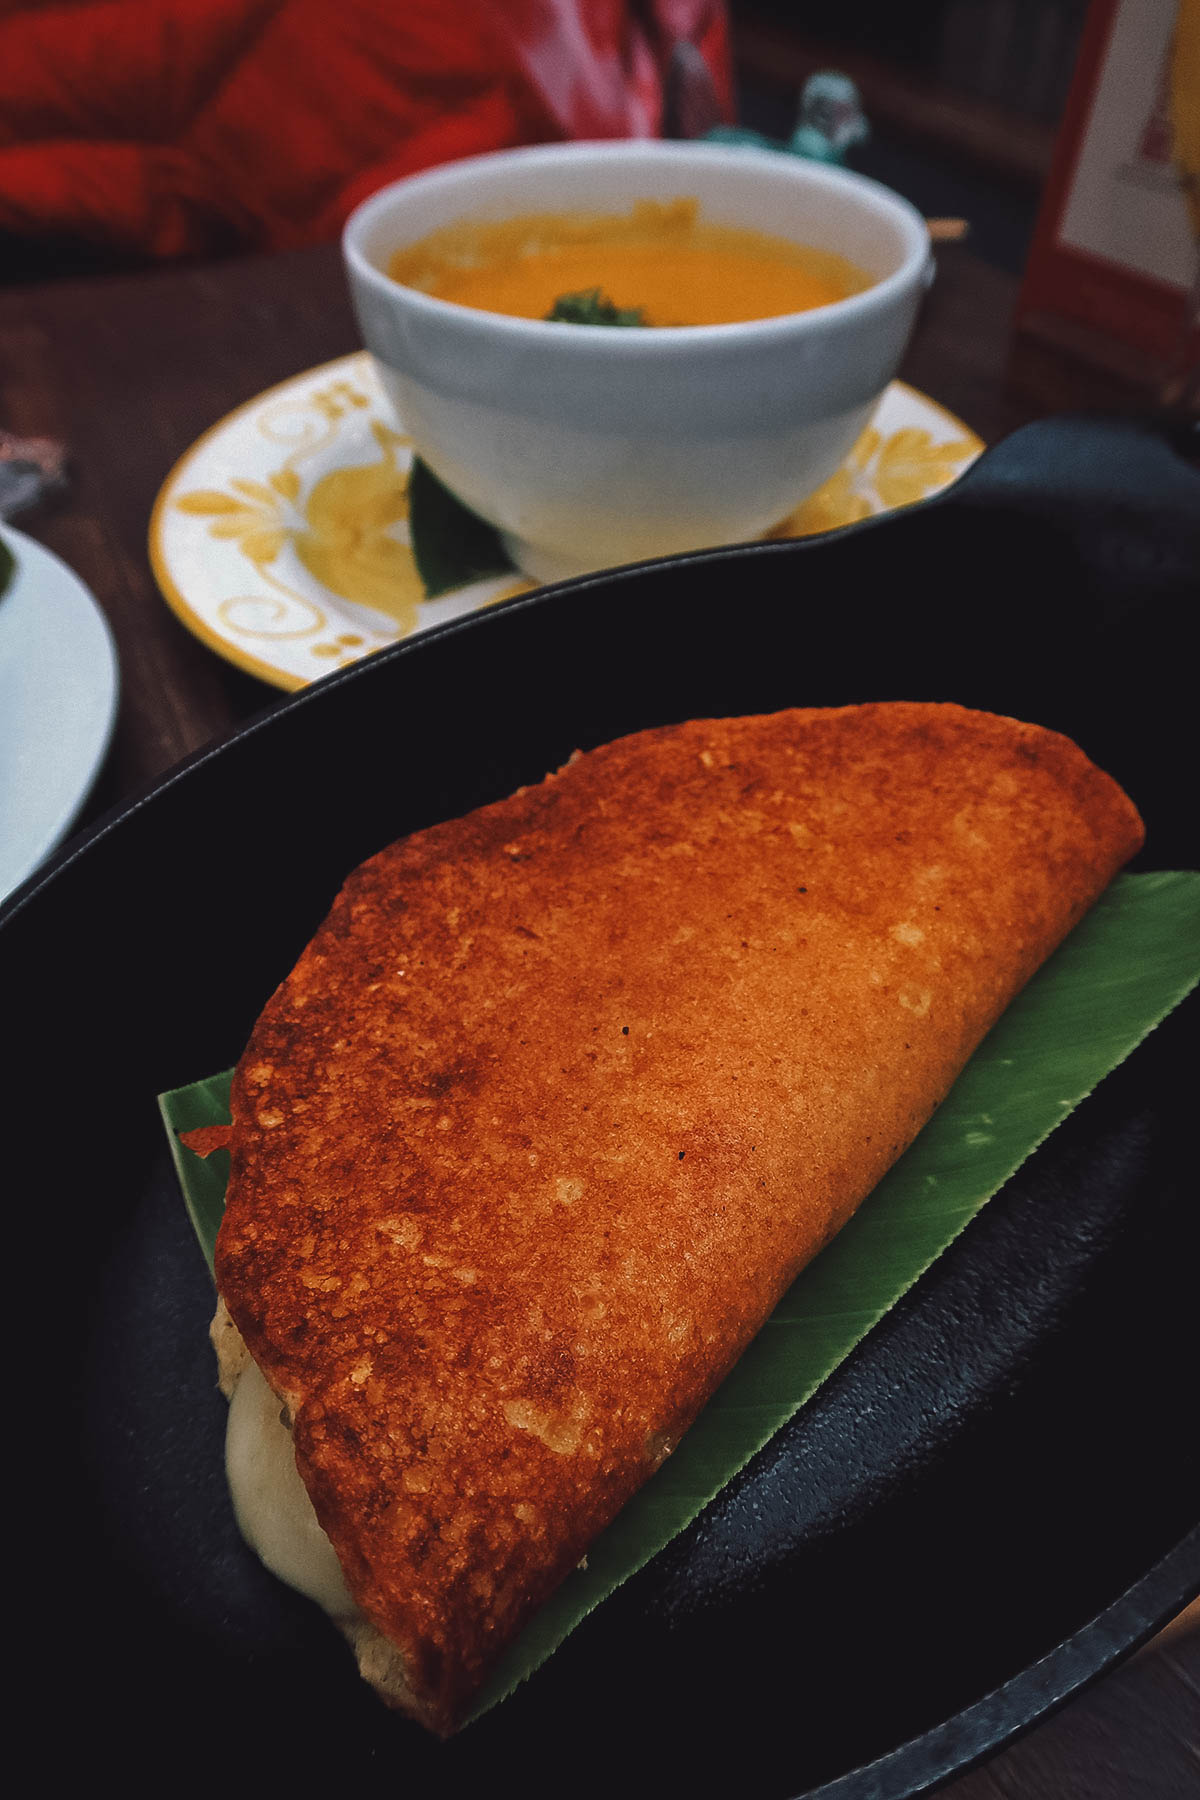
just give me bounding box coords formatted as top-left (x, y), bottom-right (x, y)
top-left (225, 1357), bottom-right (360, 1622)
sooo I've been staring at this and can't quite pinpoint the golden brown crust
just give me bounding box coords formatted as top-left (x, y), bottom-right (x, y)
top-left (214, 702), bottom-right (1142, 1733)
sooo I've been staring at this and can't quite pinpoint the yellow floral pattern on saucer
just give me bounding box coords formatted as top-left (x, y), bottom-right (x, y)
top-left (175, 420), bottom-right (425, 637)
top-left (150, 353), bottom-right (982, 692)
top-left (770, 420), bottom-right (982, 539)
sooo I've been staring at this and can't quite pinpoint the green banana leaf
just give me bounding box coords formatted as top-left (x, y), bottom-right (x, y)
top-left (407, 457), bottom-right (514, 599)
top-left (159, 868), bottom-right (1199, 1719)
top-left (161, 1067), bottom-right (233, 1271)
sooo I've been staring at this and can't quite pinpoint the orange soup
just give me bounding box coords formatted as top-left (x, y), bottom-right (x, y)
top-left (387, 198), bottom-right (872, 326)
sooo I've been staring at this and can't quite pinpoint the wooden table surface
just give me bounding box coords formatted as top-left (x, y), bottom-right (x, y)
top-left (1, 240), bottom-right (1196, 1795)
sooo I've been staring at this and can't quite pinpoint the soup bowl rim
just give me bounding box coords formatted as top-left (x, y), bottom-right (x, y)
top-left (342, 138), bottom-right (933, 351)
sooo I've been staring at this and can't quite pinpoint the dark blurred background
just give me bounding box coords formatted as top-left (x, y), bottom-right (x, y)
top-left (730, 0), bottom-right (1090, 272)
top-left (1, 0), bottom-right (1091, 285)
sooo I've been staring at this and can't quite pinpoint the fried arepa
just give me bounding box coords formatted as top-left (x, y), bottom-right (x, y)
top-left (214, 701), bottom-right (1143, 1734)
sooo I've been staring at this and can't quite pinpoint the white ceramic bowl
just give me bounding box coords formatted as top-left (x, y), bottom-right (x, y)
top-left (343, 141), bottom-right (932, 582)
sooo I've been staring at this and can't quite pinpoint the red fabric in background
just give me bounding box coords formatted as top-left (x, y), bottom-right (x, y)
top-left (0, 0), bottom-right (733, 262)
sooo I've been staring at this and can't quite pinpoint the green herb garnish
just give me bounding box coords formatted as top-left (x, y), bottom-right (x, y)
top-left (545, 288), bottom-right (648, 327)
top-left (0, 537), bottom-right (14, 602)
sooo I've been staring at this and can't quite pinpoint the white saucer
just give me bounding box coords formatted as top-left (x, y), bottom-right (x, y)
top-left (0, 524), bottom-right (120, 904)
top-left (150, 354), bottom-right (983, 693)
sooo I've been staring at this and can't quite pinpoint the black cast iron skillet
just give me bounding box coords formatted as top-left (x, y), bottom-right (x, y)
top-left (5, 414), bottom-right (1197, 1797)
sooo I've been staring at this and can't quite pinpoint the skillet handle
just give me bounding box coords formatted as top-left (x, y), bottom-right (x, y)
top-left (946, 411), bottom-right (1200, 517)
top-left (938, 412), bottom-right (1200, 616)
top-left (1151, 405), bottom-right (1200, 463)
